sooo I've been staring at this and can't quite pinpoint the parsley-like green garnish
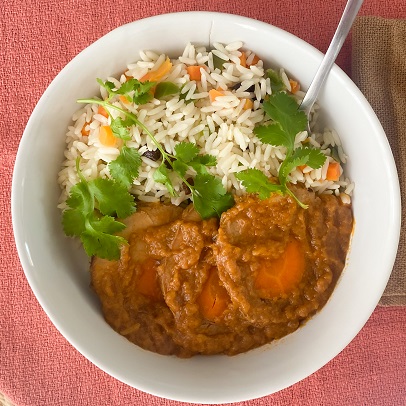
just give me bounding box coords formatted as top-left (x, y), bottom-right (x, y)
top-left (153, 141), bottom-right (233, 218)
top-left (77, 94), bottom-right (233, 220)
top-left (154, 81), bottom-right (179, 99)
top-left (266, 68), bottom-right (286, 93)
top-left (62, 158), bottom-right (137, 260)
top-left (236, 92), bottom-right (326, 208)
top-left (97, 78), bottom-right (156, 105)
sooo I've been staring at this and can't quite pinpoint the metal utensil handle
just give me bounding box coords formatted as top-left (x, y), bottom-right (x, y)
top-left (300, 0), bottom-right (364, 114)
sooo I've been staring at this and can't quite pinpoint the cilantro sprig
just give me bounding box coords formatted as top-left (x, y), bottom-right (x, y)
top-left (77, 96), bottom-right (233, 219)
top-left (153, 141), bottom-right (234, 218)
top-left (236, 92), bottom-right (326, 208)
top-left (97, 78), bottom-right (156, 105)
top-left (62, 158), bottom-right (137, 260)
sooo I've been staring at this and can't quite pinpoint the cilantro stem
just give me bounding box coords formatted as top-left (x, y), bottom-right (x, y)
top-left (286, 188), bottom-right (308, 209)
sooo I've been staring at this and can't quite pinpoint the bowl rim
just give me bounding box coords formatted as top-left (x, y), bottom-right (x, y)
top-left (11, 10), bottom-right (402, 404)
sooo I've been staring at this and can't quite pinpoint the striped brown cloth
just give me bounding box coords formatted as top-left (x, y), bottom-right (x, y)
top-left (352, 16), bottom-right (406, 305)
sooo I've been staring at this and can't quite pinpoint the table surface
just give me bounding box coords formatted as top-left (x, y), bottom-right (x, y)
top-left (1, 1), bottom-right (406, 405)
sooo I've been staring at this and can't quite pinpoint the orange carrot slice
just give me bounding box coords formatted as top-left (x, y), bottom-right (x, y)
top-left (209, 88), bottom-right (224, 103)
top-left (187, 65), bottom-right (203, 81)
top-left (197, 267), bottom-right (230, 321)
top-left (326, 161), bottom-right (341, 181)
top-left (99, 125), bottom-right (116, 147)
top-left (255, 238), bottom-right (305, 298)
top-left (136, 258), bottom-right (162, 301)
top-left (140, 57), bottom-right (172, 82)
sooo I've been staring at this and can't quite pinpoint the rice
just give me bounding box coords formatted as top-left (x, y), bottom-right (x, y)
top-left (57, 42), bottom-right (353, 209)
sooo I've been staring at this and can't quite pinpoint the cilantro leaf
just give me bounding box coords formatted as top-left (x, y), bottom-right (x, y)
top-left (153, 164), bottom-right (175, 196)
top-left (97, 78), bottom-right (155, 105)
top-left (89, 178), bottom-right (136, 218)
top-left (110, 117), bottom-right (133, 140)
top-left (262, 92), bottom-right (307, 151)
top-left (191, 174), bottom-right (234, 218)
top-left (172, 160), bottom-right (189, 177)
top-left (90, 214), bottom-right (126, 234)
top-left (235, 169), bottom-right (284, 200)
top-left (279, 147), bottom-right (326, 184)
top-left (254, 123), bottom-right (292, 151)
top-left (109, 146), bottom-right (141, 188)
top-left (174, 142), bottom-right (199, 163)
top-left (266, 68), bottom-right (286, 93)
top-left (97, 78), bottom-right (116, 99)
top-left (62, 208), bottom-right (86, 236)
top-left (81, 228), bottom-right (126, 260)
top-left (65, 181), bottom-right (94, 214)
top-left (154, 82), bottom-right (179, 99)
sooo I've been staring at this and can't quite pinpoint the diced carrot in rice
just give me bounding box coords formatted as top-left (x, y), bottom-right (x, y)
top-left (98, 106), bottom-right (109, 118)
top-left (326, 161), bottom-right (341, 181)
top-left (99, 125), bottom-right (116, 147)
top-left (140, 57), bottom-right (172, 82)
top-left (209, 89), bottom-right (224, 103)
top-left (187, 65), bottom-right (204, 81)
top-left (239, 52), bottom-right (247, 68)
top-left (242, 99), bottom-right (253, 110)
top-left (81, 122), bottom-right (90, 136)
top-left (289, 79), bottom-right (300, 94)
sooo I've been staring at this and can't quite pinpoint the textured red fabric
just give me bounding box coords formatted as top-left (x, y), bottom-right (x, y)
top-left (1, 0), bottom-right (405, 405)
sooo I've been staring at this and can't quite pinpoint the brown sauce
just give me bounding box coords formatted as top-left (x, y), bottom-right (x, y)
top-left (90, 186), bottom-right (353, 357)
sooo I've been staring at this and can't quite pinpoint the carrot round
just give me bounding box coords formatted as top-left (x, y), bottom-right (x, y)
top-left (326, 161), bottom-right (341, 181)
top-left (187, 65), bottom-right (203, 81)
top-left (136, 258), bottom-right (162, 301)
top-left (197, 267), bottom-right (230, 321)
top-left (255, 238), bottom-right (305, 298)
top-left (140, 57), bottom-right (172, 82)
top-left (99, 125), bottom-right (116, 147)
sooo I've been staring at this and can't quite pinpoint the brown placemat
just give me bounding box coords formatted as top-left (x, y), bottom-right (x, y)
top-left (352, 16), bottom-right (406, 306)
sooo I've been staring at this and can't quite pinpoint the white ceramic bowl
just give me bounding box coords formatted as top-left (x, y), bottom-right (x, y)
top-left (12, 11), bottom-right (401, 404)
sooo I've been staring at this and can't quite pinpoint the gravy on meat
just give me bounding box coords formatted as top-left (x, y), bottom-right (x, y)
top-left (90, 186), bottom-right (353, 357)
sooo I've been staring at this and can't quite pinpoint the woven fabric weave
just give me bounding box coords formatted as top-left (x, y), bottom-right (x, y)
top-left (352, 16), bottom-right (406, 305)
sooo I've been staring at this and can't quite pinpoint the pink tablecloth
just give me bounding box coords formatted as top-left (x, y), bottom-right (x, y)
top-left (1, 1), bottom-right (405, 405)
